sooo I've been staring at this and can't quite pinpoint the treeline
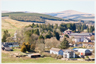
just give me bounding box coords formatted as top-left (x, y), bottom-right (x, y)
top-left (2, 12), bottom-right (65, 23)
top-left (59, 23), bottom-right (76, 32)
top-left (9, 15), bottom-right (45, 23)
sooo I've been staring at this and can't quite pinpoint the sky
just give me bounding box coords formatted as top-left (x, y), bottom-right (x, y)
top-left (1, 1), bottom-right (95, 13)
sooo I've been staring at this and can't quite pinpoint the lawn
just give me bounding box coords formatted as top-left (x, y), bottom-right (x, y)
top-left (2, 52), bottom-right (95, 63)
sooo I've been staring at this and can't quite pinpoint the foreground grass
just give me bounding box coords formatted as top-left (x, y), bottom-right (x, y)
top-left (2, 52), bottom-right (95, 63)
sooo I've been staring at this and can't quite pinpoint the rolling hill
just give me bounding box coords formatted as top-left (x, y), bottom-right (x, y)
top-left (46, 10), bottom-right (95, 21)
top-left (2, 12), bottom-right (66, 23)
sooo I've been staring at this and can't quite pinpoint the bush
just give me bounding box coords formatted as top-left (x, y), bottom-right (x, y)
top-left (42, 52), bottom-right (51, 57)
top-left (41, 55), bottom-right (44, 58)
top-left (51, 54), bottom-right (57, 58)
top-left (57, 55), bottom-right (63, 59)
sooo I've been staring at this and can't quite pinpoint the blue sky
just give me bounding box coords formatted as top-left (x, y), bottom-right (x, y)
top-left (2, 1), bottom-right (94, 13)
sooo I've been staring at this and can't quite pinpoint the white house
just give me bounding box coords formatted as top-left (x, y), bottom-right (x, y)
top-left (69, 33), bottom-right (92, 39)
top-left (50, 48), bottom-right (63, 55)
top-left (63, 49), bottom-right (75, 58)
top-left (72, 37), bottom-right (84, 43)
top-left (50, 48), bottom-right (76, 58)
top-left (72, 37), bottom-right (91, 43)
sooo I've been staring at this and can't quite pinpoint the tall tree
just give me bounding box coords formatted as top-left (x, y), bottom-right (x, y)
top-left (87, 27), bottom-right (89, 33)
top-left (89, 26), bottom-right (93, 33)
top-left (2, 30), bottom-right (10, 42)
top-left (81, 25), bottom-right (84, 31)
top-left (59, 38), bottom-right (69, 49)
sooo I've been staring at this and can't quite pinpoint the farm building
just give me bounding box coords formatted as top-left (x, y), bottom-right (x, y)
top-left (73, 48), bottom-right (92, 56)
top-left (50, 48), bottom-right (63, 55)
top-left (63, 49), bottom-right (75, 58)
top-left (28, 53), bottom-right (41, 58)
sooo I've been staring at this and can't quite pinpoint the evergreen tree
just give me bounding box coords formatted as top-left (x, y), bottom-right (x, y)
top-left (72, 23), bottom-right (76, 31)
top-left (64, 34), bottom-right (69, 38)
top-left (2, 35), bottom-right (6, 42)
top-left (54, 24), bottom-right (58, 29)
top-left (55, 32), bottom-right (60, 40)
top-left (34, 29), bottom-right (39, 35)
top-left (45, 34), bottom-right (51, 39)
top-left (2, 30), bottom-right (10, 42)
top-left (81, 25), bottom-right (84, 31)
top-left (89, 26), bottom-right (93, 33)
top-left (87, 27), bottom-right (89, 33)
top-left (39, 35), bottom-right (44, 39)
top-left (32, 23), bottom-right (35, 27)
top-left (48, 30), bottom-right (53, 37)
top-left (59, 38), bottom-right (69, 49)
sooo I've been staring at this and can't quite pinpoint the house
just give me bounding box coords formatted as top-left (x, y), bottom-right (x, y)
top-left (72, 37), bottom-right (84, 42)
top-left (63, 49), bottom-right (75, 58)
top-left (72, 36), bottom-right (91, 43)
top-left (63, 29), bottom-right (72, 35)
top-left (2, 42), bottom-right (19, 47)
top-left (50, 48), bottom-right (76, 58)
top-left (69, 33), bottom-right (92, 39)
top-left (50, 48), bottom-right (63, 55)
top-left (61, 29), bottom-right (92, 42)
top-left (73, 48), bottom-right (92, 56)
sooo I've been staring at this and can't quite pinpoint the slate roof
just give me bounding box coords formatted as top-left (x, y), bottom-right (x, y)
top-left (69, 33), bottom-right (92, 36)
top-left (50, 48), bottom-right (61, 52)
top-left (62, 49), bottom-right (74, 52)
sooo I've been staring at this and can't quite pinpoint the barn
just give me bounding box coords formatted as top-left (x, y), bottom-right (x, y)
top-left (28, 53), bottom-right (41, 58)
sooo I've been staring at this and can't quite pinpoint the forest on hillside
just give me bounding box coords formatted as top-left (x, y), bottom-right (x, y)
top-left (2, 12), bottom-right (65, 23)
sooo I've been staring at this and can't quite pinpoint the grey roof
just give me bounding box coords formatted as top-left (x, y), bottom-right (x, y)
top-left (69, 33), bottom-right (92, 36)
top-left (50, 48), bottom-right (61, 52)
top-left (62, 49), bottom-right (74, 52)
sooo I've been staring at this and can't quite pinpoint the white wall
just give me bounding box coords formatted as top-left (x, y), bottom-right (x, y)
top-left (50, 50), bottom-right (58, 55)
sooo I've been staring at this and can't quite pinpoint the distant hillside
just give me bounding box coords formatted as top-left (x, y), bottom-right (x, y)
top-left (2, 12), bottom-right (66, 23)
top-left (46, 10), bottom-right (95, 21)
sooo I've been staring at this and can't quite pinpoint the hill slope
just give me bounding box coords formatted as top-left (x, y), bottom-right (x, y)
top-left (46, 10), bottom-right (95, 21)
top-left (2, 12), bottom-right (65, 23)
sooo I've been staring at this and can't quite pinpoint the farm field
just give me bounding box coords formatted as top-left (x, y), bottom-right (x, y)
top-left (2, 17), bottom-right (42, 37)
top-left (2, 48), bottom-right (95, 63)
top-left (2, 52), bottom-right (95, 63)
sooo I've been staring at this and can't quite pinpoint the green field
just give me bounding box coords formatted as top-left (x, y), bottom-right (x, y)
top-left (2, 52), bottom-right (95, 63)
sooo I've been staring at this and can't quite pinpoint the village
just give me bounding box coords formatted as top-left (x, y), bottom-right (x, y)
top-left (2, 28), bottom-right (95, 63)
top-left (1, 1), bottom-right (95, 63)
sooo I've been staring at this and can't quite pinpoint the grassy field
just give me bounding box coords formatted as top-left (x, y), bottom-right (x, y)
top-left (2, 50), bottom-right (95, 63)
top-left (2, 17), bottom-right (33, 37)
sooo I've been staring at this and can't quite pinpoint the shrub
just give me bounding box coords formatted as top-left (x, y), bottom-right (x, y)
top-left (41, 55), bottom-right (44, 58)
top-left (42, 52), bottom-right (51, 57)
top-left (51, 54), bottom-right (57, 58)
top-left (57, 55), bottom-right (63, 59)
